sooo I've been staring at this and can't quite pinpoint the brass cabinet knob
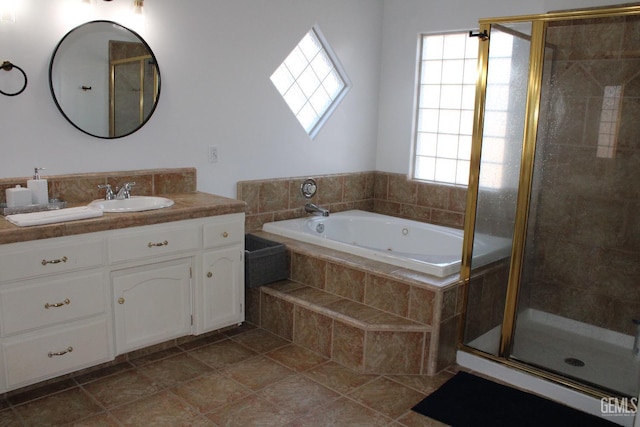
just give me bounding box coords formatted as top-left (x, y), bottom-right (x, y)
top-left (118, 297), bottom-right (125, 304)
top-left (207, 272), bottom-right (213, 278)
top-left (222, 232), bottom-right (229, 238)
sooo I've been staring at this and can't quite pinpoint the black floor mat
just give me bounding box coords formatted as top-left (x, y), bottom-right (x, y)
top-left (412, 371), bottom-right (620, 427)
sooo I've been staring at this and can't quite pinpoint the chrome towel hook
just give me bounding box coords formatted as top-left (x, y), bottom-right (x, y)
top-left (0, 61), bottom-right (28, 96)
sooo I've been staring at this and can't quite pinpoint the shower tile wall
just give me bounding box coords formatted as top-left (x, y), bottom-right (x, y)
top-left (238, 171), bottom-right (467, 233)
top-left (525, 16), bottom-right (640, 336)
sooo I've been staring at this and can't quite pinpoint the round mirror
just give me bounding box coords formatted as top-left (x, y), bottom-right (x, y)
top-left (49, 20), bottom-right (161, 139)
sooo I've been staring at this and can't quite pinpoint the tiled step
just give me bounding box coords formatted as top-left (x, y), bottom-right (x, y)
top-left (257, 280), bottom-right (432, 375)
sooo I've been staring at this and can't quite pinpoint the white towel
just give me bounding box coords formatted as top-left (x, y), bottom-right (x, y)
top-left (5, 206), bottom-right (103, 227)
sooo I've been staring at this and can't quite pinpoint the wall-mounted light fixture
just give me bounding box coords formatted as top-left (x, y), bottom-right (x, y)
top-left (0, 0), bottom-right (16, 24)
top-left (131, 0), bottom-right (143, 15)
top-left (77, 0), bottom-right (145, 27)
top-left (79, 0), bottom-right (144, 15)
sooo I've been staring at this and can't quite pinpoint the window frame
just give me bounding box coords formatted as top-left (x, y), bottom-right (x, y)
top-left (270, 25), bottom-right (351, 139)
top-left (411, 31), bottom-right (479, 186)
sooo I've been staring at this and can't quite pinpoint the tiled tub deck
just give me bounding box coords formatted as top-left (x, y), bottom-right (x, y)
top-left (246, 232), bottom-right (465, 376)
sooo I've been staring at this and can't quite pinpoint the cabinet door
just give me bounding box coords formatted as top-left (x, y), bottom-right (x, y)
top-left (112, 259), bottom-right (192, 355)
top-left (200, 246), bottom-right (244, 333)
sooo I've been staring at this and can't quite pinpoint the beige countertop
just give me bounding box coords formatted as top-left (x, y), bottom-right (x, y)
top-left (0, 192), bottom-right (246, 245)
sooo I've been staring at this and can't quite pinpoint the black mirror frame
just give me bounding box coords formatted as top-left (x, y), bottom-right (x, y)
top-left (49, 20), bottom-right (161, 140)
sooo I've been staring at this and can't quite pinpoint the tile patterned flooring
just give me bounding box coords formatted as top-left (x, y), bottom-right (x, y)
top-left (0, 324), bottom-right (455, 426)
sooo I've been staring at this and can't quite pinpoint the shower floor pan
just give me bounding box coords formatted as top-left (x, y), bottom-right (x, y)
top-left (468, 308), bottom-right (640, 397)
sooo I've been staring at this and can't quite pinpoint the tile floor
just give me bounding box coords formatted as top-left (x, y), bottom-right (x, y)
top-left (0, 324), bottom-right (455, 426)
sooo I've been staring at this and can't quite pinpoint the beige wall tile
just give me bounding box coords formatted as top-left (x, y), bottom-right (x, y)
top-left (293, 307), bottom-right (333, 357)
top-left (290, 252), bottom-right (326, 289)
top-left (364, 275), bottom-right (410, 317)
top-left (364, 331), bottom-right (424, 374)
top-left (388, 174), bottom-right (417, 205)
top-left (259, 180), bottom-right (290, 213)
top-left (260, 293), bottom-right (294, 340)
top-left (325, 263), bottom-right (366, 302)
top-left (316, 176), bottom-right (344, 205)
top-left (332, 321), bottom-right (365, 371)
top-left (408, 286), bottom-right (435, 325)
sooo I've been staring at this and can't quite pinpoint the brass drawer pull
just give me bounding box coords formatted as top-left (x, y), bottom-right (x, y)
top-left (48, 346), bottom-right (73, 358)
top-left (44, 299), bottom-right (71, 309)
top-left (207, 272), bottom-right (213, 278)
top-left (222, 232), bottom-right (229, 238)
top-left (41, 256), bottom-right (68, 266)
top-left (148, 240), bottom-right (169, 248)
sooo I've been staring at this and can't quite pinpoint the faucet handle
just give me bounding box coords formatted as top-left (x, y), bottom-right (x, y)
top-left (116, 182), bottom-right (136, 199)
top-left (97, 184), bottom-right (115, 200)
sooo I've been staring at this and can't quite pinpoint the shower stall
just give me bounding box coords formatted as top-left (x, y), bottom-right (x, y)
top-left (460, 3), bottom-right (640, 406)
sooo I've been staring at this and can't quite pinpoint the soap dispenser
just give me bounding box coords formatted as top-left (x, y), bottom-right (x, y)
top-left (27, 167), bottom-right (49, 205)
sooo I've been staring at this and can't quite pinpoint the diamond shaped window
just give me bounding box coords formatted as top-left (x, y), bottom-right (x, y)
top-left (271, 27), bottom-right (350, 138)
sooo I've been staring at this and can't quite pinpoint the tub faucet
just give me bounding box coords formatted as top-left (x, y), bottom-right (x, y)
top-left (304, 203), bottom-right (329, 217)
top-left (115, 182), bottom-right (136, 200)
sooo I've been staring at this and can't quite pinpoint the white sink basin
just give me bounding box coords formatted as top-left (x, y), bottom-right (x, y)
top-left (88, 196), bottom-right (174, 213)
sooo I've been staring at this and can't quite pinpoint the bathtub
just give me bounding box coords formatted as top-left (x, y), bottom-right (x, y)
top-left (262, 210), bottom-right (511, 278)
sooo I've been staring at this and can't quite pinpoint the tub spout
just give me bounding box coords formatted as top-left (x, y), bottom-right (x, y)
top-left (304, 203), bottom-right (329, 217)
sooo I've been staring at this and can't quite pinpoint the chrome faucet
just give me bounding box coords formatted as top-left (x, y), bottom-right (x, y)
top-left (97, 184), bottom-right (115, 200)
top-left (115, 182), bottom-right (136, 200)
top-left (304, 202), bottom-right (329, 217)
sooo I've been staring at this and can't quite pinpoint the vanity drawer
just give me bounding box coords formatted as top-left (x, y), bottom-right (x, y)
top-left (108, 224), bottom-right (201, 264)
top-left (0, 272), bottom-right (106, 336)
top-left (0, 238), bottom-right (105, 283)
top-left (203, 214), bottom-right (244, 248)
top-left (2, 317), bottom-right (111, 389)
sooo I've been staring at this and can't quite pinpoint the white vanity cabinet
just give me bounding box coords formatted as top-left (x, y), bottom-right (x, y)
top-left (197, 217), bottom-right (245, 334)
top-left (107, 220), bottom-right (201, 355)
top-left (0, 212), bottom-right (245, 392)
top-left (0, 234), bottom-right (111, 391)
top-left (200, 248), bottom-right (243, 332)
top-left (112, 259), bottom-right (193, 355)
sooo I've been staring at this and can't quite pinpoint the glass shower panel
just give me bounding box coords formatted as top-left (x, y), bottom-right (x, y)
top-left (113, 60), bottom-right (142, 137)
top-left (463, 23), bottom-right (531, 356)
top-left (511, 15), bottom-right (640, 397)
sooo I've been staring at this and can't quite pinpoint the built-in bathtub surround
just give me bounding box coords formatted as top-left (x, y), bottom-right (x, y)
top-left (373, 172), bottom-right (467, 229)
top-left (246, 232), bottom-right (465, 375)
top-left (237, 171), bottom-right (467, 232)
top-left (0, 168), bottom-right (196, 205)
top-left (238, 172), bottom-right (375, 233)
top-left (263, 211), bottom-right (512, 278)
top-left (238, 172), bottom-right (469, 375)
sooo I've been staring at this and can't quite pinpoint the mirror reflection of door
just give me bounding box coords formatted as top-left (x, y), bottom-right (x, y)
top-left (109, 41), bottom-right (159, 137)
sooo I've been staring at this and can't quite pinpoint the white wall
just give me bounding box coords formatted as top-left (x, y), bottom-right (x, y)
top-left (0, 0), bottom-right (632, 198)
top-left (0, 0), bottom-right (383, 197)
top-left (375, 0), bottom-right (634, 175)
